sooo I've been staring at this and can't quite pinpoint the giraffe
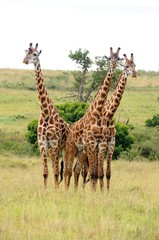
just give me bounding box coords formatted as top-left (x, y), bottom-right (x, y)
top-left (77, 52), bottom-right (137, 190)
top-left (63, 47), bottom-right (121, 190)
top-left (23, 43), bottom-right (70, 189)
top-left (102, 53), bottom-right (136, 189)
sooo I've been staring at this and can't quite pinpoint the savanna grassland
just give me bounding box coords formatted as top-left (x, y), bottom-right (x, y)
top-left (0, 68), bottom-right (159, 240)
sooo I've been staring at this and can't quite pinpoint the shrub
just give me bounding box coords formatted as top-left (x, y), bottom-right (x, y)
top-left (145, 114), bottom-right (159, 127)
top-left (26, 103), bottom-right (134, 158)
top-left (137, 128), bottom-right (159, 160)
top-left (113, 123), bottom-right (134, 159)
top-left (26, 120), bottom-right (39, 155)
top-left (123, 127), bottom-right (159, 161)
top-left (56, 102), bottom-right (89, 124)
top-left (26, 102), bottom-right (89, 153)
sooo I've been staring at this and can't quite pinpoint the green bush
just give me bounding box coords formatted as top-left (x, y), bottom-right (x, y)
top-left (26, 102), bottom-right (89, 153)
top-left (123, 127), bottom-right (159, 161)
top-left (145, 114), bottom-right (159, 127)
top-left (56, 102), bottom-right (89, 124)
top-left (113, 123), bottom-right (134, 159)
top-left (26, 102), bottom-right (134, 159)
top-left (26, 120), bottom-right (39, 155)
top-left (137, 128), bottom-right (159, 160)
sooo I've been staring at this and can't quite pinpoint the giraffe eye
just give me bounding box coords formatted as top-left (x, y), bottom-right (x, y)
top-left (33, 53), bottom-right (37, 56)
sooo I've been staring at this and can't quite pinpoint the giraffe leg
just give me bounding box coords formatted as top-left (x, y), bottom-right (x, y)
top-left (40, 146), bottom-right (48, 188)
top-left (48, 147), bottom-right (59, 190)
top-left (64, 141), bottom-right (77, 190)
top-left (59, 147), bottom-right (66, 184)
top-left (74, 152), bottom-right (87, 189)
top-left (92, 147), bottom-right (98, 190)
top-left (74, 159), bottom-right (81, 189)
top-left (98, 142), bottom-right (107, 191)
top-left (106, 135), bottom-right (115, 191)
top-left (67, 159), bottom-right (74, 189)
top-left (74, 162), bottom-right (80, 189)
top-left (54, 149), bottom-right (60, 189)
top-left (81, 157), bottom-right (89, 188)
top-left (87, 146), bottom-right (97, 191)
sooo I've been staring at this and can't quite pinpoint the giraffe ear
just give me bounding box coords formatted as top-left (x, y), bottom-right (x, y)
top-left (118, 57), bottom-right (124, 61)
top-left (38, 50), bottom-right (42, 56)
top-left (104, 55), bottom-right (111, 60)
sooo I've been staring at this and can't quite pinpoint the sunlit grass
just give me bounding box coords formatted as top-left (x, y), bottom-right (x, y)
top-left (115, 90), bottom-right (159, 126)
top-left (1, 87), bottom-right (159, 131)
top-left (1, 69), bottom-right (159, 131)
top-left (1, 69), bottom-right (159, 239)
top-left (0, 158), bottom-right (159, 239)
top-left (0, 88), bottom-right (68, 131)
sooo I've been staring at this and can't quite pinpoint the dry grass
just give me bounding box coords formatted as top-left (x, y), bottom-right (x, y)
top-left (0, 156), bottom-right (159, 240)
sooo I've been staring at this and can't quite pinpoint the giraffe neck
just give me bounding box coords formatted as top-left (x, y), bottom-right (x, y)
top-left (103, 70), bottom-right (128, 119)
top-left (35, 62), bottom-right (54, 117)
top-left (89, 66), bottom-right (114, 118)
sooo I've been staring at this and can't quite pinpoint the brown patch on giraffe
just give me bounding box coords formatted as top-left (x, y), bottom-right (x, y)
top-left (39, 118), bottom-right (44, 125)
top-left (38, 126), bottom-right (42, 133)
top-left (93, 109), bottom-right (100, 118)
top-left (44, 109), bottom-right (49, 115)
top-left (97, 99), bottom-right (105, 107)
top-left (42, 128), bottom-right (46, 135)
top-left (100, 92), bottom-right (107, 98)
top-left (49, 116), bottom-right (53, 124)
top-left (38, 83), bottom-right (43, 90)
top-left (41, 96), bottom-right (46, 103)
top-left (42, 103), bottom-right (47, 108)
top-left (103, 83), bottom-right (110, 90)
top-left (54, 114), bottom-right (59, 122)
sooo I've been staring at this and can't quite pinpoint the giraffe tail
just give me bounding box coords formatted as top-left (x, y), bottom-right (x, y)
top-left (59, 159), bottom-right (64, 184)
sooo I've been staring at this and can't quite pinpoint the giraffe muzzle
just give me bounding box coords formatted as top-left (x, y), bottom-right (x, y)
top-left (23, 58), bottom-right (29, 64)
top-left (132, 71), bottom-right (137, 78)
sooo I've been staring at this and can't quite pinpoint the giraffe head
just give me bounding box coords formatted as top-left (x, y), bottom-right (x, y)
top-left (123, 53), bottom-right (137, 78)
top-left (23, 43), bottom-right (42, 66)
top-left (107, 47), bottom-right (121, 69)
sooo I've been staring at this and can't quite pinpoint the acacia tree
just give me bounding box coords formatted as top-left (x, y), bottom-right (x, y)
top-left (69, 49), bottom-right (121, 103)
top-left (92, 56), bottom-right (122, 92)
top-left (68, 48), bottom-right (93, 102)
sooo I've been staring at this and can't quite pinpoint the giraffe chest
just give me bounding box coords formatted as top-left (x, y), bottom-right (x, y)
top-left (38, 116), bottom-right (63, 140)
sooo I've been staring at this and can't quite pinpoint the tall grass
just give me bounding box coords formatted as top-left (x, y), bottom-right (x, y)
top-left (0, 158), bottom-right (159, 239)
top-left (1, 69), bottom-right (159, 239)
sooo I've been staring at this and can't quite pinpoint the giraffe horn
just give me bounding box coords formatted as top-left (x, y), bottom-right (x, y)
top-left (110, 47), bottom-right (113, 58)
top-left (131, 53), bottom-right (134, 62)
top-left (28, 43), bottom-right (33, 52)
top-left (35, 43), bottom-right (38, 49)
top-left (123, 53), bottom-right (128, 61)
top-left (115, 47), bottom-right (121, 57)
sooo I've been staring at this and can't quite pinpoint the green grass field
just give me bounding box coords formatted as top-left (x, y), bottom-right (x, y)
top-left (0, 69), bottom-right (159, 131)
top-left (0, 69), bottom-right (159, 239)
